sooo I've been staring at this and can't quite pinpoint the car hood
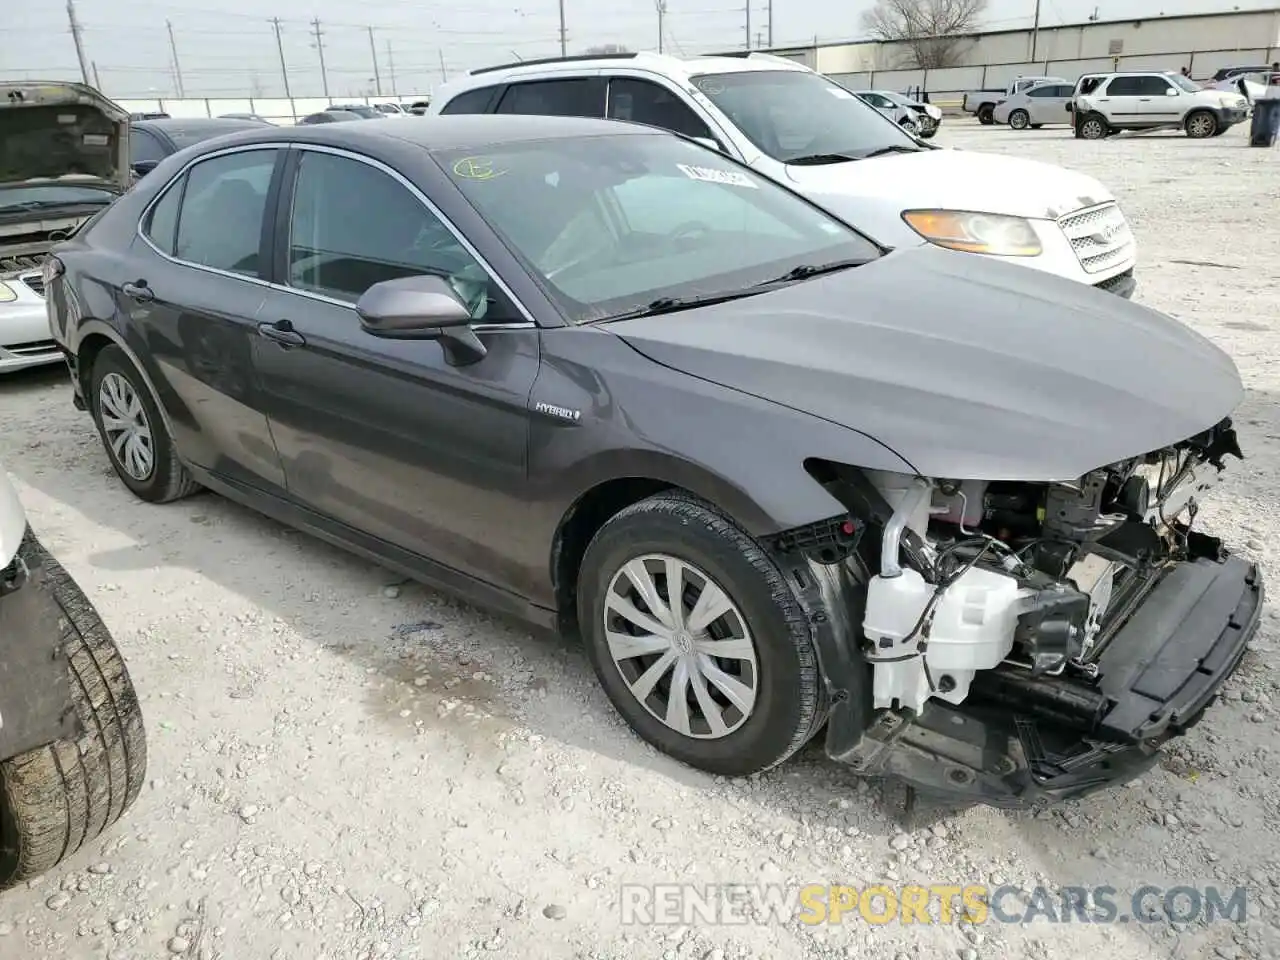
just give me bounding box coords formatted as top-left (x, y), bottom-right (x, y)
top-left (608, 245), bottom-right (1242, 482)
top-left (782, 147), bottom-right (1115, 233)
top-left (0, 81), bottom-right (130, 192)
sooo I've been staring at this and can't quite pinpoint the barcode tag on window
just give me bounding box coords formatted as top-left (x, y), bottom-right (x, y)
top-left (676, 163), bottom-right (757, 188)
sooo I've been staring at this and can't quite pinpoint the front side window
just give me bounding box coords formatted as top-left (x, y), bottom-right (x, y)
top-left (606, 78), bottom-right (711, 139)
top-left (286, 151), bottom-right (506, 320)
top-left (173, 149), bottom-right (278, 277)
top-left (688, 69), bottom-right (919, 163)
top-left (495, 79), bottom-right (604, 118)
top-left (1027, 85), bottom-right (1055, 98)
top-left (438, 132), bottom-right (879, 324)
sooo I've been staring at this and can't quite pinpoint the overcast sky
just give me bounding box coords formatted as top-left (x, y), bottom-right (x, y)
top-left (7, 0), bottom-right (1274, 100)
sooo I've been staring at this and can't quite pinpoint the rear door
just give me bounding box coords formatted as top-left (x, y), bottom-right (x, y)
top-left (1027, 84), bottom-right (1071, 124)
top-left (129, 146), bottom-right (287, 492)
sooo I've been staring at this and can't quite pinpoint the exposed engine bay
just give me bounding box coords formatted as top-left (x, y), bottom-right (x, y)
top-left (0, 222), bottom-right (82, 281)
top-left (862, 417), bottom-right (1245, 716)
top-left (785, 417), bottom-right (1260, 807)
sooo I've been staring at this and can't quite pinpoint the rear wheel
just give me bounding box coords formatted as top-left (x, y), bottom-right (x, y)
top-left (1078, 113), bottom-right (1109, 140)
top-left (1009, 109), bottom-right (1030, 130)
top-left (977, 104), bottom-right (995, 125)
top-left (577, 493), bottom-right (825, 777)
top-left (1185, 109), bottom-right (1218, 139)
top-left (0, 534), bottom-right (147, 890)
top-left (89, 346), bottom-right (199, 503)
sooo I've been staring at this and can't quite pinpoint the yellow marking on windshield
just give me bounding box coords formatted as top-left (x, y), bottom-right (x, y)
top-left (452, 156), bottom-right (507, 180)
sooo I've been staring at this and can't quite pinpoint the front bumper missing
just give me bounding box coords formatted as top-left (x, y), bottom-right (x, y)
top-left (818, 552), bottom-right (1262, 809)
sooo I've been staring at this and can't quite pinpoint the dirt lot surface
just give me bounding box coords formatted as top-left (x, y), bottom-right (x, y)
top-left (2, 121), bottom-right (1279, 960)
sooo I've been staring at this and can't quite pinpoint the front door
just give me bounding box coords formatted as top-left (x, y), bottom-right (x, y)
top-left (126, 146), bottom-right (287, 492)
top-left (253, 147), bottom-right (541, 595)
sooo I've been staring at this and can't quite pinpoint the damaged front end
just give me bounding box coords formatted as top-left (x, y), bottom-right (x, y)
top-left (782, 419), bottom-right (1262, 808)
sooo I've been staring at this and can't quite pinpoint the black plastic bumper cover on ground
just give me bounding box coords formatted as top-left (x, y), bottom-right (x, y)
top-left (0, 532), bottom-right (80, 762)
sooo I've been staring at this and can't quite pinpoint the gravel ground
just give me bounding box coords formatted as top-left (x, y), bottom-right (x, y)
top-left (2, 120), bottom-right (1279, 960)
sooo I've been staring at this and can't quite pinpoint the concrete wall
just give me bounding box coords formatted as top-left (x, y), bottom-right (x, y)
top-left (114, 94), bottom-right (433, 125)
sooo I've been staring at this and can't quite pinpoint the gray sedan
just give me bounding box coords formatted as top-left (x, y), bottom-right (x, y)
top-left (43, 114), bottom-right (1261, 809)
top-left (992, 81), bottom-right (1075, 129)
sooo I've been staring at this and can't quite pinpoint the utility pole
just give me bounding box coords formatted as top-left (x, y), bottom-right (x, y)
top-left (66, 0), bottom-right (91, 86)
top-left (367, 27), bottom-right (383, 96)
top-left (767, 0), bottom-right (773, 47)
top-left (91, 60), bottom-right (101, 90)
top-left (388, 41), bottom-right (399, 97)
top-left (166, 19), bottom-right (185, 97)
top-left (437, 48), bottom-right (447, 82)
top-left (311, 18), bottom-right (330, 99)
top-left (558, 0), bottom-right (567, 57)
top-left (270, 18), bottom-right (292, 102)
top-left (745, 0), bottom-right (751, 50)
top-left (655, 0), bottom-right (666, 54)
top-left (1030, 0), bottom-right (1042, 62)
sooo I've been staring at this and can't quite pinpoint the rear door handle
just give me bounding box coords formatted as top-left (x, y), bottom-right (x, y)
top-left (121, 280), bottom-right (153, 303)
top-left (257, 319), bottom-right (306, 347)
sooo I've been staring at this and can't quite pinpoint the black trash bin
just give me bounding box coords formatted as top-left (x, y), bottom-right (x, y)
top-left (1250, 98), bottom-right (1280, 147)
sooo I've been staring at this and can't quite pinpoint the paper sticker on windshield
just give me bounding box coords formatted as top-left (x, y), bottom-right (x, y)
top-left (676, 163), bottom-right (757, 189)
top-left (82, 134), bottom-right (109, 146)
top-left (826, 87), bottom-right (855, 99)
top-left (452, 156), bottom-right (507, 181)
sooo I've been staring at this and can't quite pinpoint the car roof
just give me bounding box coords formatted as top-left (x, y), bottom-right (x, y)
top-left (133, 117), bottom-right (267, 137)
top-left (185, 113), bottom-right (660, 153)
top-left (435, 50), bottom-right (810, 100)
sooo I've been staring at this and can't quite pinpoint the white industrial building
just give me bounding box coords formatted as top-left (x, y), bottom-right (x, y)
top-left (757, 7), bottom-right (1280, 100)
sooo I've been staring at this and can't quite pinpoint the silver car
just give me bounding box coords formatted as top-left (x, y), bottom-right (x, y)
top-left (853, 90), bottom-right (922, 135)
top-left (992, 81), bottom-right (1075, 130)
top-left (866, 89), bottom-right (943, 138)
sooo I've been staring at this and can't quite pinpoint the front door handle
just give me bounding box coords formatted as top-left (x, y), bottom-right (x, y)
top-left (257, 319), bottom-right (306, 347)
top-left (121, 280), bottom-right (153, 303)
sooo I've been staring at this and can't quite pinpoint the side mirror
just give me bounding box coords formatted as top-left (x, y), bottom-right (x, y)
top-left (355, 274), bottom-right (487, 365)
top-left (131, 160), bottom-right (159, 178)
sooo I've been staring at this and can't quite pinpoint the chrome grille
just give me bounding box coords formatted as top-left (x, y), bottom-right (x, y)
top-left (1058, 202), bottom-right (1135, 275)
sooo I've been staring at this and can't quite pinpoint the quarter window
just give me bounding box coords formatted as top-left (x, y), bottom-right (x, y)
top-left (285, 151), bottom-right (509, 321)
top-left (607, 78), bottom-right (713, 139)
top-left (143, 177), bottom-right (183, 255)
top-left (495, 79), bottom-right (604, 118)
top-left (173, 149), bottom-right (278, 277)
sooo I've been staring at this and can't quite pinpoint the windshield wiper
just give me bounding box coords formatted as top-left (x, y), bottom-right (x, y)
top-left (858, 144), bottom-right (923, 158)
top-left (597, 289), bottom-right (766, 323)
top-left (756, 258), bottom-right (870, 286)
top-left (785, 152), bottom-right (863, 166)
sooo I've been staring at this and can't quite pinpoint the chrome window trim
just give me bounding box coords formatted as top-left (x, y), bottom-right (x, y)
top-left (134, 140), bottom-right (539, 332)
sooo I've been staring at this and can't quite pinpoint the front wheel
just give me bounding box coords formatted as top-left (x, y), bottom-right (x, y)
top-left (577, 493), bottom-right (825, 777)
top-left (0, 535), bottom-right (147, 890)
top-left (1185, 109), bottom-right (1218, 139)
top-left (900, 119), bottom-right (918, 135)
top-left (1008, 109), bottom-right (1030, 130)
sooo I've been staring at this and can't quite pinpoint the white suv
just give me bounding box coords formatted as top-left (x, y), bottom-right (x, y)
top-left (1073, 71), bottom-right (1250, 140)
top-left (428, 52), bottom-right (1139, 299)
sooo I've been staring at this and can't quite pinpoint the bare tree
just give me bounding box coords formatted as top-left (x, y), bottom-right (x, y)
top-left (861, 0), bottom-right (987, 69)
top-left (582, 43), bottom-right (631, 55)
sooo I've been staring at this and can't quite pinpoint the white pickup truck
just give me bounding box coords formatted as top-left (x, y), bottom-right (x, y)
top-left (963, 76), bottom-right (1068, 124)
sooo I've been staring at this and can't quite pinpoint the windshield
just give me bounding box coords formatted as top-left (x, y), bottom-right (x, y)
top-left (439, 132), bottom-right (879, 324)
top-left (688, 70), bottom-right (920, 164)
top-left (0, 184), bottom-right (116, 214)
top-left (1169, 74), bottom-right (1202, 93)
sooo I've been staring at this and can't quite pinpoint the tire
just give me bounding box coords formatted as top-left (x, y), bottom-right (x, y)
top-left (1009, 109), bottom-right (1030, 130)
top-left (1078, 113), bottom-right (1109, 140)
top-left (977, 104), bottom-right (994, 125)
top-left (89, 345), bottom-right (200, 503)
top-left (0, 534), bottom-right (147, 890)
top-left (577, 492), bottom-right (826, 778)
top-left (1185, 109), bottom-right (1218, 139)
top-left (1030, 124), bottom-right (1044, 129)
top-left (920, 128), bottom-right (937, 139)
top-left (900, 119), bottom-right (918, 135)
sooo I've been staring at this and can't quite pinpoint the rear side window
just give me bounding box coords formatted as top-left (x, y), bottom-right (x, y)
top-left (495, 79), bottom-right (604, 118)
top-left (440, 86), bottom-right (502, 114)
top-left (143, 176), bottom-right (184, 255)
top-left (1027, 85), bottom-right (1055, 98)
top-left (173, 149), bottom-right (278, 277)
top-left (1104, 77), bottom-right (1145, 96)
top-left (607, 78), bottom-right (712, 139)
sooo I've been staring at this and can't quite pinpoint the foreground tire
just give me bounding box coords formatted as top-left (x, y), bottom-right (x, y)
top-left (89, 345), bottom-right (199, 503)
top-left (1185, 109), bottom-right (1218, 139)
top-left (1009, 109), bottom-right (1030, 130)
top-left (0, 535), bottom-right (147, 890)
top-left (577, 492), bottom-right (825, 777)
top-left (1078, 113), bottom-right (1109, 139)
